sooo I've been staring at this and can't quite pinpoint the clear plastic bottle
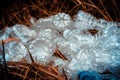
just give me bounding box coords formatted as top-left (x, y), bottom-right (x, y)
top-left (28, 38), bottom-right (56, 64)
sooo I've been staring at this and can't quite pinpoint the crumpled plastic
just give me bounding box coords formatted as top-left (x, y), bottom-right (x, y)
top-left (28, 38), bottom-right (56, 64)
top-left (0, 10), bottom-right (120, 79)
top-left (0, 40), bottom-right (28, 61)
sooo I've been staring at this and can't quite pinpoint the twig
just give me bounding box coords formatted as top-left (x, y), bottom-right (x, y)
top-left (1, 40), bottom-right (8, 80)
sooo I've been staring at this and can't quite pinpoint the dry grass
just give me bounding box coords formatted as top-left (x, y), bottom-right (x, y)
top-left (6, 61), bottom-right (65, 80)
top-left (0, 0), bottom-right (120, 80)
top-left (0, 0), bottom-right (120, 28)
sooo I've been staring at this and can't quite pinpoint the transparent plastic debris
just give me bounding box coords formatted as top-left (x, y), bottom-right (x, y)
top-left (0, 40), bottom-right (28, 61)
top-left (67, 49), bottom-right (94, 72)
top-left (0, 42), bottom-right (3, 61)
top-left (37, 29), bottom-right (54, 39)
top-left (28, 38), bottom-right (56, 64)
top-left (33, 16), bottom-right (55, 29)
top-left (53, 57), bottom-right (67, 66)
top-left (30, 17), bottom-right (37, 26)
top-left (51, 56), bottom-right (69, 70)
top-left (0, 10), bottom-right (120, 79)
top-left (54, 37), bottom-right (79, 59)
top-left (98, 26), bottom-right (120, 49)
top-left (91, 49), bottom-right (112, 73)
top-left (33, 13), bottom-right (74, 34)
top-left (63, 29), bottom-right (99, 47)
top-left (53, 13), bottom-right (74, 31)
top-left (99, 35), bottom-right (120, 51)
top-left (97, 19), bottom-right (118, 28)
top-left (63, 29), bottom-right (82, 43)
top-left (103, 26), bottom-right (119, 37)
top-left (0, 28), bottom-right (9, 40)
top-left (9, 24), bottom-right (37, 44)
top-left (108, 49), bottom-right (120, 66)
top-left (95, 26), bottom-right (120, 72)
top-left (5, 27), bottom-right (14, 36)
top-left (74, 10), bottom-right (118, 31)
top-left (74, 10), bottom-right (97, 30)
top-left (37, 28), bottom-right (61, 40)
top-left (47, 56), bottom-right (69, 75)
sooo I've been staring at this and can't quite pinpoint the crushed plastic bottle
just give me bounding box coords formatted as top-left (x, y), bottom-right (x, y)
top-left (9, 24), bottom-right (37, 45)
top-left (28, 38), bottom-right (56, 64)
top-left (0, 40), bottom-right (28, 61)
top-left (74, 10), bottom-right (97, 30)
top-left (53, 13), bottom-right (74, 31)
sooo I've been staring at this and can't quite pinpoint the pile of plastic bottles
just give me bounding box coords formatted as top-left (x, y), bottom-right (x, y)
top-left (0, 10), bottom-right (120, 79)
